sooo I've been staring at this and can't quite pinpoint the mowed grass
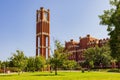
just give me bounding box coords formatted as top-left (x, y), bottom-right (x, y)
top-left (0, 71), bottom-right (120, 80)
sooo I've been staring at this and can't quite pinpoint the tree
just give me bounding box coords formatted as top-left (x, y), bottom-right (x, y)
top-left (84, 45), bottom-right (111, 69)
top-left (26, 57), bottom-right (35, 72)
top-left (99, 0), bottom-right (120, 64)
top-left (99, 45), bottom-right (112, 67)
top-left (26, 56), bottom-right (46, 72)
top-left (49, 40), bottom-right (67, 75)
top-left (63, 60), bottom-right (77, 70)
top-left (1, 61), bottom-right (10, 73)
top-left (1, 61), bottom-right (9, 68)
top-left (0, 60), bottom-right (1, 69)
top-left (83, 47), bottom-right (96, 69)
top-left (9, 50), bottom-right (27, 75)
top-left (35, 56), bottom-right (46, 71)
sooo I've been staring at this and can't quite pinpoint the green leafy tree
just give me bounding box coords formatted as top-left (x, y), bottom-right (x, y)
top-left (35, 56), bottom-right (46, 71)
top-left (1, 61), bottom-right (9, 68)
top-left (10, 50), bottom-right (27, 75)
top-left (0, 61), bottom-right (1, 69)
top-left (84, 45), bottom-right (111, 69)
top-left (26, 56), bottom-right (46, 72)
top-left (89, 61), bottom-right (94, 69)
top-left (63, 60), bottom-right (77, 70)
top-left (1, 61), bottom-right (10, 73)
top-left (26, 57), bottom-right (35, 72)
top-left (99, 45), bottom-right (112, 67)
top-left (99, 0), bottom-right (120, 64)
top-left (49, 52), bottom-right (62, 75)
top-left (49, 40), bottom-right (67, 75)
top-left (84, 47), bottom-right (95, 69)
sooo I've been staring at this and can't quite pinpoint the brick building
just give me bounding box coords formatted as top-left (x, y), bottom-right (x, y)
top-left (65, 34), bottom-right (109, 63)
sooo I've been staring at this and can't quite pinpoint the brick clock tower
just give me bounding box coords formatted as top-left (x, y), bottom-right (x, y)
top-left (36, 7), bottom-right (50, 59)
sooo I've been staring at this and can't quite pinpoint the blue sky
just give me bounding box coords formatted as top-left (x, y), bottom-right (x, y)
top-left (0, 0), bottom-right (110, 61)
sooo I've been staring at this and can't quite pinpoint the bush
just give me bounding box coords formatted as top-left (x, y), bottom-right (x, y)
top-left (0, 69), bottom-right (3, 73)
top-left (81, 69), bottom-right (85, 73)
top-left (8, 67), bottom-right (19, 72)
top-left (107, 69), bottom-right (120, 73)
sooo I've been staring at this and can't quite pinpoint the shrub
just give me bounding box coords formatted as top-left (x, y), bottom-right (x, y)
top-left (0, 69), bottom-right (3, 73)
top-left (107, 69), bottom-right (120, 73)
top-left (8, 67), bottom-right (19, 72)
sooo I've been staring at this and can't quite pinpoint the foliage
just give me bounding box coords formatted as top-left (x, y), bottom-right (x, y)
top-left (49, 51), bottom-right (66, 75)
top-left (8, 67), bottom-right (19, 72)
top-left (107, 69), bottom-right (120, 72)
top-left (35, 56), bottom-right (46, 71)
top-left (49, 40), bottom-right (68, 75)
top-left (9, 50), bottom-right (27, 74)
top-left (62, 60), bottom-right (77, 70)
top-left (0, 50), bottom-right (46, 73)
top-left (26, 56), bottom-right (46, 72)
top-left (99, 0), bottom-right (120, 62)
top-left (84, 45), bottom-right (111, 69)
top-left (0, 60), bottom-right (1, 68)
top-left (26, 57), bottom-right (35, 72)
top-left (0, 69), bottom-right (3, 73)
top-left (89, 61), bottom-right (94, 69)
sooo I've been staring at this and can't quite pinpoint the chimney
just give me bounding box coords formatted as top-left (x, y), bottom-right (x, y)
top-left (70, 39), bottom-right (73, 42)
top-left (87, 34), bottom-right (90, 38)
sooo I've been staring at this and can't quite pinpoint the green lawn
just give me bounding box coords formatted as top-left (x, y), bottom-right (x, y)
top-left (0, 71), bottom-right (120, 80)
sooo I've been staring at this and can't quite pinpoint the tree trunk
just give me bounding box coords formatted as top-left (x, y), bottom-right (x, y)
top-left (18, 68), bottom-right (21, 75)
top-left (55, 66), bottom-right (57, 75)
top-left (18, 71), bottom-right (20, 75)
top-left (118, 62), bottom-right (120, 72)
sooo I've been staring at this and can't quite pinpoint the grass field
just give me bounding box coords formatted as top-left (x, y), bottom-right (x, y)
top-left (0, 71), bottom-right (120, 80)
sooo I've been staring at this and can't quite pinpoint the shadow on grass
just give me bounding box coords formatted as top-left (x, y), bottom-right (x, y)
top-left (32, 74), bottom-right (65, 76)
top-left (0, 74), bottom-right (13, 77)
top-left (107, 69), bottom-right (120, 73)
